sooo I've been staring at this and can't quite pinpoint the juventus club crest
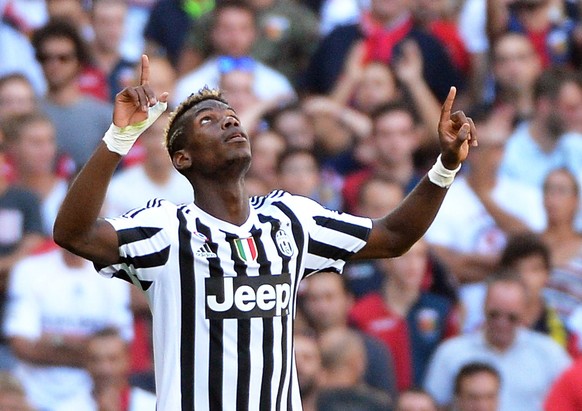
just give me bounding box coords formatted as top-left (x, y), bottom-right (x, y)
top-left (275, 229), bottom-right (294, 257)
top-left (234, 237), bottom-right (258, 262)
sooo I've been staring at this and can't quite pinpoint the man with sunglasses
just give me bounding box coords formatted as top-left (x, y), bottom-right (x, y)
top-left (31, 19), bottom-right (112, 173)
top-left (424, 274), bottom-right (571, 411)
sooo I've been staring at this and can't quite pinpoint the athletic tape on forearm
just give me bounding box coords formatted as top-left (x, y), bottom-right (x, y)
top-left (102, 101), bottom-right (168, 156)
top-left (427, 154), bottom-right (461, 188)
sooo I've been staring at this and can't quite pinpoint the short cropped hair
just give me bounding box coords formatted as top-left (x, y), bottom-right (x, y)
top-left (499, 232), bottom-right (551, 271)
top-left (1, 111), bottom-right (53, 144)
top-left (454, 362), bottom-right (501, 394)
top-left (164, 86), bottom-right (229, 156)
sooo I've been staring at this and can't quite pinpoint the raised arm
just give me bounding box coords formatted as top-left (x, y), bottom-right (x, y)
top-left (354, 86), bottom-right (477, 260)
top-left (53, 55), bottom-right (168, 266)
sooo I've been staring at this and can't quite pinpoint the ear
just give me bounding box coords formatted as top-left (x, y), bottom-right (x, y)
top-left (172, 149), bottom-right (192, 171)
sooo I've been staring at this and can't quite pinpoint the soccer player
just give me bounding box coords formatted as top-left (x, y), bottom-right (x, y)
top-left (53, 55), bottom-right (476, 410)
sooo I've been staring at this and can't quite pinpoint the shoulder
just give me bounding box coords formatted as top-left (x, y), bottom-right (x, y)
top-left (106, 198), bottom-right (181, 228)
top-left (433, 333), bottom-right (479, 357)
top-left (520, 328), bottom-right (569, 353)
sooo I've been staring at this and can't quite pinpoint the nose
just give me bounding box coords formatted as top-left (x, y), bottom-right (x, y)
top-left (222, 115), bottom-right (240, 129)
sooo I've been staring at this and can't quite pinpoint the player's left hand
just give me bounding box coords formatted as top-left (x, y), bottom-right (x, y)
top-left (437, 86), bottom-right (477, 170)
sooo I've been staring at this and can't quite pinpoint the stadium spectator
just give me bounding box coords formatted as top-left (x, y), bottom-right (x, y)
top-left (394, 388), bottom-right (437, 411)
top-left (294, 331), bottom-right (321, 411)
top-left (301, 269), bottom-right (397, 398)
top-left (453, 362), bottom-right (501, 411)
top-left (58, 327), bottom-right (156, 411)
top-left (0, 133), bottom-right (44, 370)
top-left (317, 328), bottom-right (392, 410)
top-left (350, 239), bottom-right (459, 391)
top-left (89, 0), bottom-right (137, 102)
top-left (276, 148), bottom-right (342, 211)
top-left (143, 0), bottom-right (214, 70)
top-left (498, 66), bottom-right (582, 191)
top-left (541, 168), bottom-right (582, 321)
top-left (181, 0), bottom-right (320, 87)
top-left (486, 0), bottom-right (582, 68)
top-left (0, 7), bottom-right (46, 95)
top-left (300, 0), bottom-right (464, 101)
top-left (31, 19), bottom-right (112, 173)
top-left (2, 112), bottom-right (67, 236)
top-left (0, 74), bottom-right (38, 122)
top-left (426, 106), bottom-right (545, 284)
top-left (245, 130), bottom-right (287, 194)
top-left (3, 247), bottom-right (133, 411)
top-left (544, 356), bottom-right (582, 411)
top-left (343, 175), bottom-right (404, 297)
top-left (489, 32), bottom-right (542, 123)
top-left (424, 274), bottom-right (571, 411)
top-left (174, 1), bottom-right (295, 106)
top-left (342, 101), bottom-right (424, 214)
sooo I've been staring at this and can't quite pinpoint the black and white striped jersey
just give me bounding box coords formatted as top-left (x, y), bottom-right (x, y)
top-left (97, 190), bottom-right (372, 411)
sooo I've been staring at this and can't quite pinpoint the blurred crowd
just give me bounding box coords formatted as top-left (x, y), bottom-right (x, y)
top-left (2, 0), bottom-right (582, 410)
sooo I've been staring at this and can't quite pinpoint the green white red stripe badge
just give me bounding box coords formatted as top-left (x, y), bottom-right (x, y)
top-left (234, 237), bottom-right (258, 262)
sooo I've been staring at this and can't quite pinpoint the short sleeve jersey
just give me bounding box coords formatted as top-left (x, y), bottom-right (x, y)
top-left (97, 191), bottom-right (372, 411)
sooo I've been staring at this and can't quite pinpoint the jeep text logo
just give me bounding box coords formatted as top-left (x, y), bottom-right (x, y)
top-left (205, 273), bottom-right (291, 319)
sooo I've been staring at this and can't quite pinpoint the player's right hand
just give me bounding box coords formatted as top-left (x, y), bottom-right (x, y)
top-left (113, 55), bottom-right (169, 128)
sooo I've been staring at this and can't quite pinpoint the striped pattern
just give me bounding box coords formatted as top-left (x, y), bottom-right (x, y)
top-left (98, 191), bottom-right (372, 410)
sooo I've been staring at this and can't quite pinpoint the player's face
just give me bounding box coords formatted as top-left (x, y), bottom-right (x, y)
top-left (183, 100), bottom-right (251, 176)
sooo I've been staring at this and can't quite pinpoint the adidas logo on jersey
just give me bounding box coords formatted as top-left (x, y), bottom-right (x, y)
top-left (205, 273), bottom-right (291, 319)
top-left (195, 243), bottom-right (217, 258)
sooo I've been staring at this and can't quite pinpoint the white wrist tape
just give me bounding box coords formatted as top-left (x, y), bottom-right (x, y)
top-left (102, 101), bottom-right (168, 155)
top-left (428, 154), bottom-right (461, 188)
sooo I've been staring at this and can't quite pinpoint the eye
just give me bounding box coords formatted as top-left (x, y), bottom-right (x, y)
top-left (200, 116), bottom-right (212, 125)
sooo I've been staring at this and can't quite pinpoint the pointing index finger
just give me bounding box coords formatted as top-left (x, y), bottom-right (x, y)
top-left (440, 86), bottom-right (457, 123)
top-left (139, 54), bottom-right (150, 86)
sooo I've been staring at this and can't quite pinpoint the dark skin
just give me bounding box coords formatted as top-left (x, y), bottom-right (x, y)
top-left (53, 55), bottom-right (477, 266)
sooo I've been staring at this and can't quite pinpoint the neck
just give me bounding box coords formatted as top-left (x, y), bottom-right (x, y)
top-left (384, 280), bottom-right (419, 317)
top-left (524, 296), bottom-right (544, 327)
top-left (544, 220), bottom-right (576, 238)
top-left (93, 44), bottom-right (119, 73)
top-left (529, 119), bottom-right (559, 152)
top-left (48, 82), bottom-right (81, 105)
top-left (192, 177), bottom-right (249, 225)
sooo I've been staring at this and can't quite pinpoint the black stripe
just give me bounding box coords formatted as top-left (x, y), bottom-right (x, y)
top-left (177, 210), bottom-right (195, 411)
top-left (224, 231), bottom-right (251, 411)
top-left (122, 198), bottom-right (165, 217)
top-left (307, 238), bottom-right (356, 260)
top-left (255, 221), bottom-right (278, 409)
top-left (118, 226), bottom-right (163, 245)
top-left (197, 221), bottom-right (224, 411)
top-left (313, 215), bottom-right (370, 241)
top-left (121, 246), bottom-right (170, 269)
top-left (303, 267), bottom-right (340, 277)
top-left (112, 269), bottom-right (153, 290)
top-left (272, 203), bottom-right (305, 410)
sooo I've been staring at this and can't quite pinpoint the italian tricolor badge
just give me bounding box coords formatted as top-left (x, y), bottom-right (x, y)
top-left (234, 237), bottom-right (258, 263)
